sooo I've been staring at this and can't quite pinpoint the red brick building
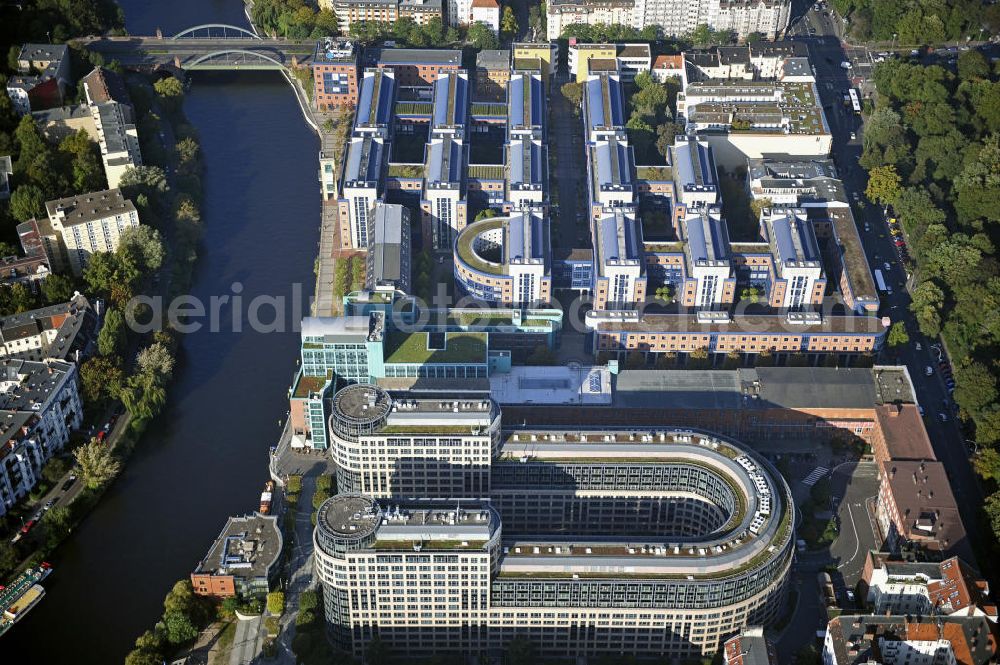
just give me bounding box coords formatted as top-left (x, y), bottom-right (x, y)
top-left (311, 38), bottom-right (359, 111)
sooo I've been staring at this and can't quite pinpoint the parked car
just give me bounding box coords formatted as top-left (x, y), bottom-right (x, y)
top-left (20, 519), bottom-right (36, 535)
top-left (61, 475), bottom-right (77, 492)
top-left (925, 366), bottom-right (934, 376)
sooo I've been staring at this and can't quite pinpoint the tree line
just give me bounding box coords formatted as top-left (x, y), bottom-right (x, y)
top-left (859, 53), bottom-right (1000, 559)
top-left (834, 0), bottom-right (998, 44)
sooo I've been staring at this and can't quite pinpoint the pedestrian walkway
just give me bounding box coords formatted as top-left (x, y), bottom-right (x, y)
top-left (801, 467), bottom-right (829, 486)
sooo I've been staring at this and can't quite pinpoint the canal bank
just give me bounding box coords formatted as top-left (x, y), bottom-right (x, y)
top-left (2, 4), bottom-right (321, 663)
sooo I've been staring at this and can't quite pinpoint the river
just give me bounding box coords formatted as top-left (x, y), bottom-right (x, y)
top-left (3, 2), bottom-right (319, 662)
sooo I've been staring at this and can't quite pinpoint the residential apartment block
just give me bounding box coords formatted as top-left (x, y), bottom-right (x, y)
top-left (5, 43), bottom-right (70, 115)
top-left (546, 0), bottom-right (791, 42)
top-left (822, 615), bottom-right (997, 665)
top-left (568, 42), bottom-right (652, 83)
top-left (0, 294), bottom-right (97, 362)
top-left (861, 553), bottom-right (996, 620)
top-left (0, 359), bottom-right (82, 518)
top-left (676, 43), bottom-right (828, 166)
top-left (81, 67), bottom-right (143, 189)
top-left (326, 0), bottom-right (442, 33)
top-left (41, 188), bottom-right (141, 275)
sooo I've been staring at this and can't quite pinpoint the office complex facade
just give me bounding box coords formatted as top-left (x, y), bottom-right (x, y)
top-left (311, 38), bottom-right (359, 110)
top-left (454, 209), bottom-right (552, 306)
top-left (315, 394), bottom-right (794, 660)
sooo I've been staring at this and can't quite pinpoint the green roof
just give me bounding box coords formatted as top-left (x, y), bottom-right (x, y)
top-left (387, 163), bottom-right (424, 178)
top-left (468, 164), bottom-right (505, 180)
top-left (385, 331), bottom-right (488, 365)
top-left (636, 166), bottom-right (672, 180)
top-left (455, 217), bottom-right (505, 275)
top-left (471, 102), bottom-right (507, 117)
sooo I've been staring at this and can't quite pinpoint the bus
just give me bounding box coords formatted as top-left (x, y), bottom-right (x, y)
top-left (848, 88), bottom-right (862, 114)
top-left (875, 269), bottom-right (890, 294)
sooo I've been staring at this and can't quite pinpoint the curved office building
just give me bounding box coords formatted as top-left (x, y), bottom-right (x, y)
top-left (315, 421), bottom-right (793, 661)
top-left (453, 210), bottom-right (551, 307)
top-left (328, 383), bottom-right (502, 497)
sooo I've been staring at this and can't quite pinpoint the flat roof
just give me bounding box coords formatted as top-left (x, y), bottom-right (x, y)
top-left (490, 365), bottom-right (612, 405)
top-left (375, 48), bottom-right (461, 66)
top-left (193, 514), bottom-right (282, 581)
top-left (595, 312), bottom-right (887, 336)
top-left (595, 209), bottom-right (642, 271)
top-left (476, 49), bottom-right (510, 71)
top-left (614, 367), bottom-right (891, 412)
top-left (45, 188), bottom-right (136, 227)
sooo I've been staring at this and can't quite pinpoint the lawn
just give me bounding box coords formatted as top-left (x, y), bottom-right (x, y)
top-left (385, 331), bottom-right (487, 365)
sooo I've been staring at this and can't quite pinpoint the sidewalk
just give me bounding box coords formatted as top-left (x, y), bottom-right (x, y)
top-left (274, 474), bottom-right (320, 664)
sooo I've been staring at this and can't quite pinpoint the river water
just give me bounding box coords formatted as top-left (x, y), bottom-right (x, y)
top-left (4, 3), bottom-right (319, 662)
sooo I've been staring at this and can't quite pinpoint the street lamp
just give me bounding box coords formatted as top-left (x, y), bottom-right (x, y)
top-left (891, 33), bottom-right (897, 51)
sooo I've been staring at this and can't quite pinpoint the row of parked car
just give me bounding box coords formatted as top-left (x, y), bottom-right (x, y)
top-left (887, 217), bottom-right (910, 262)
top-left (8, 474), bottom-right (75, 544)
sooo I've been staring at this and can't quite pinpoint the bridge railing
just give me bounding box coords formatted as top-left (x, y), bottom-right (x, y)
top-left (172, 24), bottom-right (260, 40)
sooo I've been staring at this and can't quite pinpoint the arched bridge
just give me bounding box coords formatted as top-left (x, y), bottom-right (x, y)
top-left (78, 24), bottom-right (316, 71)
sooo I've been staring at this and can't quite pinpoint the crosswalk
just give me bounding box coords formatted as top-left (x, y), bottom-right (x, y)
top-left (801, 467), bottom-right (829, 486)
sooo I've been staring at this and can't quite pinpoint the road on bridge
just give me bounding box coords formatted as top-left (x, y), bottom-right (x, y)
top-left (77, 35), bottom-right (315, 71)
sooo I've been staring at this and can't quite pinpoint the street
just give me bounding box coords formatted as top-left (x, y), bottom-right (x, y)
top-left (800, 31), bottom-right (986, 551)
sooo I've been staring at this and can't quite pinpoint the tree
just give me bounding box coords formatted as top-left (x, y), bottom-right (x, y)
top-left (0, 541), bottom-right (19, 576)
top-left (500, 6), bottom-right (518, 38)
top-left (467, 21), bottom-right (499, 49)
top-left (957, 50), bottom-right (990, 81)
top-left (740, 286), bottom-right (761, 304)
top-left (41, 456), bottom-right (71, 484)
top-left (41, 274), bottom-right (76, 304)
top-left (267, 591), bottom-right (285, 615)
top-left (0, 283), bottom-right (39, 315)
top-left (865, 165), bottom-right (902, 206)
top-left (98, 308), bottom-right (127, 357)
top-left (136, 343), bottom-right (175, 384)
top-left (953, 361), bottom-right (998, 416)
top-left (80, 355), bottom-right (125, 405)
top-left (974, 446), bottom-right (1000, 482)
top-left (655, 122), bottom-right (682, 159)
top-left (985, 492), bottom-right (1000, 543)
top-left (910, 280), bottom-right (944, 337)
top-left (749, 197), bottom-right (773, 220)
top-left (44, 506), bottom-right (73, 547)
top-left (124, 650), bottom-right (161, 665)
top-left (118, 226), bottom-right (165, 273)
top-left (74, 439), bottom-right (122, 490)
top-left (887, 321), bottom-right (910, 347)
top-left (474, 208), bottom-right (499, 222)
top-left (560, 81), bottom-right (583, 111)
top-left (163, 609), bottom-right (198, 644)
top-left (9, 184), bottom-right (46, 222)
top-left (118, 165), bottom-right (169, 204)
